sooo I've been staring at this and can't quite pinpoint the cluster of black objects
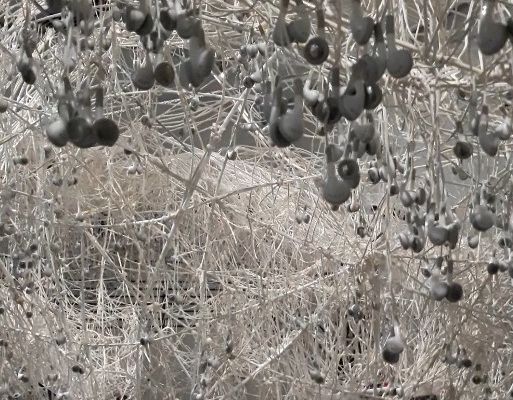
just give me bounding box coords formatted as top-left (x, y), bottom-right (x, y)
top-left (46, 81), bottom-right (119, 148)
top-left (477, 0), bottom-right (513, 56)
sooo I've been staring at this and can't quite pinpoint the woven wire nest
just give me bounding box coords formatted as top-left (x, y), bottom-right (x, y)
top-left (0, 0), bottom-right (512, 399)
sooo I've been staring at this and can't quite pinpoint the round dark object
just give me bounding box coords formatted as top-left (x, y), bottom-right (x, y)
top-left (415, 188), bottom-right (427, 205)
top-left (243, 76), bottom-right (255, 88)
top-left (411, 236), bottom-right (424, 253)
top-left (18, 60), bottom-right (37, 85)
top-left (154, 61), bottom-right (175, 87)
top-left (176, 16), bottom-right (200, 39)
top-left (160, 8), bottom-right (176, 31)
top-left (303, 36), bottom-right (329, 65)
top-left (136, 14), bottom-right (154, 36)
top-left (453, 141), bottom-right (473, 159)
top-left (382, 348), bottom-right (400, 364)
top-left (487, 261), bottom-right (500, 275)
top-left (93, 118), bottom-right (119, 146)
top-left (326, 96), bottom-right (342, 124)
top-left (270, 125), bottom-right (292, 148)
top-left (71, 365), bottom-right (84, 374)
top-left (445, 282), bottom-right (463, 302)
top-left (67, 117), bottom-right (98, 148)
top-left (337, 159), bottom-right (360, 188)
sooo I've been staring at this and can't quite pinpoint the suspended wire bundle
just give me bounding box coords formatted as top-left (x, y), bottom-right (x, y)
top-left (0, 0), bottom-right (513, 399)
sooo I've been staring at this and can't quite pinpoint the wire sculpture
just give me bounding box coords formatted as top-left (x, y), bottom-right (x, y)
top-left (0, 0), bottom-right (512, 399)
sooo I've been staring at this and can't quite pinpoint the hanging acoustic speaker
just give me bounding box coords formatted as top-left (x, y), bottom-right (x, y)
top-left (385, 14), bottom-right (413, 79)
top-left (339, 73), bottom-right (365, 121)
top-left (349, 0), bottom-right (374, 45)
top-left (273, 0), bottom-right (291, 46)
top-left (277, 78), bottom-right (305, 144)
top-left (323, 161), bottom-right (352, 206)
top-left (477, 0), bottom-right (508, 55)
top-left (286, 0), bottom-right (311, 43)
top-left (303, 6), bottom-right (329, 64)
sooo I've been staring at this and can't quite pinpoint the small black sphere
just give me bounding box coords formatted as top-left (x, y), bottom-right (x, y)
top-left (304, 36), bottom-right (329, 65)
top-left (243, 76), bottom-right (255, 88)
top-left (487, 262), bottom-right (500, 275)
top-left (453, 141), bottom-right (473, 160)
top-left (445, 282), bottom-right (463, 303)
top-left (93, 118), bottom-right (120, 147)
top-left (382, 348), bottom-right (400, 364)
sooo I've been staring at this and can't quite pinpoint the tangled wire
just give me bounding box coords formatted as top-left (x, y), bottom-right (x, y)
top-left (0, 0), bottom-right (513, 399)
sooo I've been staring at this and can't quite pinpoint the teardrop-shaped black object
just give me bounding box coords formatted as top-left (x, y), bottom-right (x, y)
top-left (382, 348), bottom-right (400, 364)
top-left (445, 282), bottom-right (463, 302)
top-left (178, 60), bottom-right (193, 88)
top-left (487, 260), bottom-right (500, 275)
top-left (337, 159), bottom-right (360, 188)
top-left (479, 131), bottom-right (500, 157)
top-left (411, 236), bottom-right (424, 253)
top-left (136, 14), bottom-right (154, 36)
top-left (350, 0), bottom-right (373, 45)
top-left (366, 136), bottom-right (380, 156)
top-left (176, 15), bottom-right (200, 39)
top-left (194, 48), bottom-right (215, 84)
top-left (340, 78), bottom-right (365, 121)
top-left (356, 54), bottom-right (380, 84)
top-left (400, 190), bottom-right (414, 208)
top-left (447, 222), bottom-right (460, 249)
top-left (132, 55), bottom-right (155, 90)
top-left (470, 205), bottom-right (495, 232)
top-left (188, 26), bottom-right (215, 87)
top-left (93, 118), bottom-right (120, 147)
top-left (154, 61), bottom-right (175, 87)
top-left (468, 234), bottom-right (479, 249)
top-left (18, 57), bottom-right (37, 85)
top-left (286, 6), bottom-right (310, 44)
top-left (368, 166), bottom-right (380, 183)
top-left (124, 6), bottom-right (146, 32)
top-left (385, 15), bottom-right (413, 79)
top-left (323, 167), bottom-right (352, 205)
top-left (67, 117), bottom-right (98, 148)
top-left (477, 1), bottom-right (508, 55)
top-left (303, 36), bottom-right (329, 65)
top-left (415, 188), bottom-right (426, 205)
top-left (21, 65), bottom-right (37, 85)
top-left (269, 78), bottom-right (290, 148)
top-left (453, 141), bottom-right (473, 160)
top-left (326, 97), bottom-right (342, 124)
top-left (278, 78), bottom-right (304, 144)
top-left (371, 22), bottom-right (387, 80)
top-left (160, 8), bottom-right (176, 31)
top-left (270, 125), bottom-right (292, 148)
top-left (273, 1), bottom-right (291, 47)
top-left (398, 232), bottom-right (412, 249)
top-left (427, 221), bottom-right (449, 246)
